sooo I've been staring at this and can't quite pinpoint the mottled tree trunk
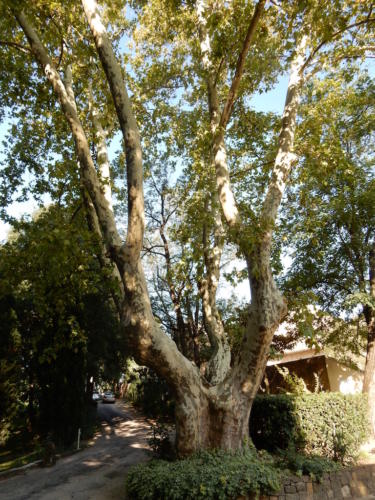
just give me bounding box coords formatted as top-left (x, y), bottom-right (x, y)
top-left (363, 321), bottom-right (375, 435)
top-left (174, 283), bottom-right (285, 456)
top-left (174, 386), bottom-right (253, 456)
top-left (363, 247), bottom-right (375, 435)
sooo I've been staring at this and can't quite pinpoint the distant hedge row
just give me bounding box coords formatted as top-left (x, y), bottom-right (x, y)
top-left (250, 393), bottom-right (369, 463)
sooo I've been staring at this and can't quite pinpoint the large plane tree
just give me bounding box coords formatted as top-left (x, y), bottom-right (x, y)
top-left (0, 0), bottom-right (373, 455)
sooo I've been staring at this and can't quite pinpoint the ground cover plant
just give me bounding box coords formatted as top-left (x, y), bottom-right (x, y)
top-left (125, 444), bottom-right (343, 500)
top-left (125, 447), bottom-right (281, 500)
top-left (125, 392), bottom-right (366, 499)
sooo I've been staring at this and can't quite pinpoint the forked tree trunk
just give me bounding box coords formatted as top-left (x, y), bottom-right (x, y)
top-left (15, 1), bottom-right (294, 458)
top-left (175, 389), bottom-right (253, 456)
top-left (174, 279), bottom-right (285, 456)
top-left (119, 252), bottom-right (284, 456)
top-left (174, 327), bottom-right (281, 455)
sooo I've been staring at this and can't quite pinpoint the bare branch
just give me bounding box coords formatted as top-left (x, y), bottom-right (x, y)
top-left (214, 55), bottom-right (226, 87)
top-left (82, 0), bottom-right (144, 264)
top-left (0, 39), bottom-right (30, 54)
top-left (302, 16), bottom-right (375, 73)
top-left (56, 37), bottom-right (64, 68)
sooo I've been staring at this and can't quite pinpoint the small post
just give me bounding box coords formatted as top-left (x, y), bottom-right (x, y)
top-left (77, 428), bottom-right (81, 450)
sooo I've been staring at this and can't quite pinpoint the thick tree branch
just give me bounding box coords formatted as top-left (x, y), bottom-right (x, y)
top-left (260, 35), bottom-right (308, 251)
top-left (82, 0), bottom-right (144, 264)
top-left (228, 36), bottom-right (308, 399)
top-left (87, 81), bottom-right (113, 211)
top-left (14, 10), bottom-right (123, 268)
top-left (201, 194), bottom-right (231, 384)
top-left (81, 1), bottom-right (206, 405)
top-left (81, 183), bottom-right (124, 313)
top-left (64, 65), bottom-right (124, 301)
top-left (197, 0), bottom-right (241, 229)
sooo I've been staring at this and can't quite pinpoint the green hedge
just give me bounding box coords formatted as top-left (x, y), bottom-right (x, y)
top-left (125, 448), bottom-right (281, 500)
top-left (125, 366), bottom-right (174, 419)
top-left (250, 393), bottom-right (369, 463)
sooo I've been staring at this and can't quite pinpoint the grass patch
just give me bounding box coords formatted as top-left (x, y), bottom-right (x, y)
top-left (0, 447), bottom-right (42, 472)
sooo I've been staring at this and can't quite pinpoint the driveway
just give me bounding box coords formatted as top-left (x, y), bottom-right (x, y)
top-left (0, 401), bottom-right (150, 500)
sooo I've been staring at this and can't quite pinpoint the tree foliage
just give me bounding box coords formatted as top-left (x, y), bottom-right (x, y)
top-left (279, 71), bottom-right (375, 354)
top-left (0, 205), bottom-right (125, 445)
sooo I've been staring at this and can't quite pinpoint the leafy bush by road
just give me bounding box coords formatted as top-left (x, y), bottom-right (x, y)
top-left (125, 447), bottom-right (280, 500)
top-left (250, 393), bottom-right (368, 463)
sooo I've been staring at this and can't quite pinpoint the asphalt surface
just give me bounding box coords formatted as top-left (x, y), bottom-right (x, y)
top-left (97, 401), bottom-right (129, 427)
top-left (0, 401), bottom-right (150, 500)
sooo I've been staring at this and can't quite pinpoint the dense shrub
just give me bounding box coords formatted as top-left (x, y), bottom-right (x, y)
top-left (147, 422), bottom-right (175, 460)
top-left (125, 364), bottom-right (174, 418)
top-left (276, 447), bottom-right (340, 481)
top-left (250, 393), bottom-right (368, 463)
top-left (125, 448), bottom-right (281, 500)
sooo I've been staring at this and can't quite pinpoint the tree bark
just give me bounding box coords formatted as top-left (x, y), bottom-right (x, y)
top-left (14, 10), bottom-right (123, 268)
top-left (230, 35), bottom-right (307, 401)
top-left (64, 64), bottom-right (124, 304)
top-left (82, 0), bottom-right (144, 265)
top-left (15, 7), bottom-right (201, 429)
top-left (363, 246), bottom-right (375, 435)
top-left (197, 0), bottom-right (307, 402)
top-left (201, 194), bottom-right (231, 384)
top-left (87, 82), bottom-right (114, 212)
top-left (175, 385), bottom-right (253, 455)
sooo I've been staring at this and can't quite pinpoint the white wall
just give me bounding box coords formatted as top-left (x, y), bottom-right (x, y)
top-left (325, 357), bottom-right (363, 394)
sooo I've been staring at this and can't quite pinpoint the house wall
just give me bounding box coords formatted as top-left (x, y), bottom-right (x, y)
top-left (325, 357), bottom-right (363, 394)
top-left (262, 355), bottom-right (331, 393)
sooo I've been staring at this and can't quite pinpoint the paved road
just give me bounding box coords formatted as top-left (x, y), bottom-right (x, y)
top-left (0, 401), bottom-right (150, 500)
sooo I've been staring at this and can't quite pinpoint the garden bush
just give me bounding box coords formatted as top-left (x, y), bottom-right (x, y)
top-left (275, 447), bottom-right (340, 481)
top-left (125, 363), bottom-right (174, 419)
top-left (250, 393), bottom-right (368, 463)
top-left (125, 447), bottom-right (281, 500)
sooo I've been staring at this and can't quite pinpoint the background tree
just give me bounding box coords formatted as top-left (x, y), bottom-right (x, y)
top-left (279, 70), bottom-right (375, 431)
top-left (0, 204), bottom-right (125, 446)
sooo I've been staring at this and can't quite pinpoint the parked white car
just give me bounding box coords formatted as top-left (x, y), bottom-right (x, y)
top-left (92, 392), bottom-right (102, 402)
top-left (102, 391), bottom-right (115, 403)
